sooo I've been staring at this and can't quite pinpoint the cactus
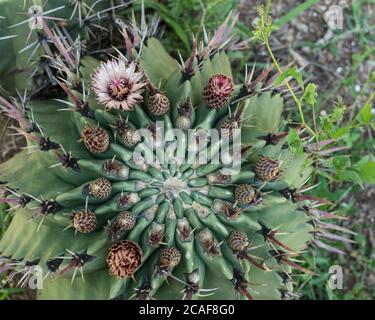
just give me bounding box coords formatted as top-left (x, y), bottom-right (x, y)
top-left (0, 0), bottom-right (129, 94)
top-left (0, 8), bottom-right (351, 300)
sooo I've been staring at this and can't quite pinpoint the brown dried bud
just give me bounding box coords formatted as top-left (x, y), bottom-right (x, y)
top-left (106, 211), bottom-right (136, 239)
top-left (81, 125), bottom-right (109, 154)
top-left (175, 115), bottom-right (191, 130)
top-left (148, 92), bottom-right (170, 116)
top-left (107, 240), bottom-right (142, 278)
top-left (88, 177), bottom-right (112, 200)
top-left (116, 211), bottom-right (136, 230)
top-left (121, 127), bottom-right (141, 147)
top-left (217, 117), bottom-right (242, 139)
top-left (234, 184), bottom-right (256, 205)
top-left (227, 230), bottom-right (249, 252)
top-left (73, 209), bottom-right (97, 233)
top-left (255, 156), bottom-right (282, 181)
top-left (159, 247), bottom-right (181, 269)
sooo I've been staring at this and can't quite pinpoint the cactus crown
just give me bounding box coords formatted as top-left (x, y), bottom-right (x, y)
top-left (0, 7), bottom-right (348, 300)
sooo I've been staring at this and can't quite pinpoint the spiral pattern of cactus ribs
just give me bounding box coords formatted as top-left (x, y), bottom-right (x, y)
top-left (0, 10), bottom-right (349, 300)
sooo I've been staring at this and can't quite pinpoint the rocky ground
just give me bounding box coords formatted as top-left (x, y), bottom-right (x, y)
top-left (238, 0), bottom-right (374, 111)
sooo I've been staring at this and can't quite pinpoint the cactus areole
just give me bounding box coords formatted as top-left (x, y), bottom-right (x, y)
top-left (0, 12), bottom-right (348, 300)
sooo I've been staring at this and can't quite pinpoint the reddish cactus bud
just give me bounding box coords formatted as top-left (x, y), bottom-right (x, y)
top-left (203, 74), bottom-right (234, 109)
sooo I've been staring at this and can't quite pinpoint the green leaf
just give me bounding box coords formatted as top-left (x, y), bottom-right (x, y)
top-left (351, 155), bottom-right (370, 171)
top-left (156, 12), bottom-right (190, 52)
top-left (302, 83), bottom-right (317, 106)
top-left (287, 128), bottom-right (304, 155)
top-left (358, 161), bottom-right (375, 184)
top-left (330, 127), bottom-right (350, 140)
top-left (320, 101), bottom-right (348, 139)
top-left (274, 0), bottom-right (319, 27)
top-left (355, 100), bottom-right (373, 124)
top-left (274, 67), bottom-right (304, 90)
top-left (336, 169), bottom-right (363, 187)
top-left (332, 156), bottom-right (351, 170)
top-left (143, 1), bottom-right (191, 52)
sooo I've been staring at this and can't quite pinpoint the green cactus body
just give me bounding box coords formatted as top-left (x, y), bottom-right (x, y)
top-left (0, 1), bottom-right (113, 94)
top-left (0, 10), bottom-right (344, 300)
